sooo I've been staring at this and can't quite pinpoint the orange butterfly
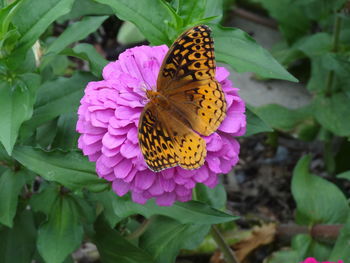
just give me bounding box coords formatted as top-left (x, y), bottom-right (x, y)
top-left (138, 25), bottom-right (227, 172)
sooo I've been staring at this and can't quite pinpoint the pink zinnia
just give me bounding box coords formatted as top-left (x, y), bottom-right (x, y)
top-left (76, 45), bottom-right (246, 206)
top-left (300, 258), bottom-right (344, 263)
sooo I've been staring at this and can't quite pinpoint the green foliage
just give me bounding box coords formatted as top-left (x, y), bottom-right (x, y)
top-left (329, 214), bottom-right (350, 260)
top-left (212, 24), bottom-right (297, 81)
top-left (254, 104), bottom-right (313, 132)
top-left (94, 216), bottom-right (154, 263)
top-left (253, 0), bottom-right (311, 43)
top-left (255, 1), bottom-right (350, 260)
top-left (0, 209), bottom-right (37, 263)
top-left (37, 194), bottom-right (84, 263)
top-left (289, 155), bottom-right (350, 262)
top-left (292, 155), bottom-right (349, 225)
top-left (0, 169), bottom-right (26, 227)
top-left (12, 146), bottom-right (108, 192)
top-left (0, 0), bottom-right (349, 262)
top-left (0, 73), bottom-right (40, 154)
top-left (95, 0), bottom-right (177, 45)
top-left (139, 216), bottom-right (211, 263)
top-left (21, 72), bottom-right (96, 133)
top-left (9, 0), bottom-right (75, 63)
top-left (45, 16), bottom-right (108, 55)
top-left (195, 181), bottom-right (227, 209)
top-left (313, 93), bottom-right (350, 137)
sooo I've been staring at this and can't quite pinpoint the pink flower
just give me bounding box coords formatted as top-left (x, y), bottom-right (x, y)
top-left (300, 258), bottom-right (344, 263)
top-left (76, 45), bottom-right (246, 206)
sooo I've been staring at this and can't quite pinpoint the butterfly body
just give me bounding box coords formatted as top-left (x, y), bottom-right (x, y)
top-left (146, 90), bottom-right (170, 110)
top-left (138, 25), bottom-right (227, 172)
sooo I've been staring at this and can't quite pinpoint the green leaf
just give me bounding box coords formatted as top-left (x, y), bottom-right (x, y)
top-left (267, 234), bottom-right (310, 263)
top-left (266, 250), bottom-right (300, 263)
top-left (117, 21), bottom-right (145, 45)
top-left (51, 113), bottom-right (79, 150)
top-left (212, 24), bottom-right (297, 82)
top-left (12, 146), bottom-right (108, 192)
top-left (291, 234), bottom-right (312, 259)
top-left (58, 0), bottom-right (113, 22)
top-left (254, 104), bottom-right (313, 132)
top-left (0, 28), bottom-right (21, 58)
top-left (0, 143), bottom-right (13, 164)
top-left (307, 56), bottom-right (326, 92)
top-left (94, 216), bottom-right (154, 263)
top-left (176, 0), bottom-right (206, 26)
top-left (22, 72), bottom-right (96, 133)
top-left (37, 195), bottom-right (84, 263)
top-left (0, 1), bottom-right (20, 37)
top-left (267, 234), bottom-right (313, 263)
top-left (94, 0), bottom-right (177, 45)
top-left (30, 183), bottom-right (59, 215)
top-left (270, 41), bottom-right (304, 66)
top-left (0, 209), bottom-right (37, 263)
top-left (306, 241), bottom-right (332, 261)
top-left (291, 155), bottom-right (349, 225)
top-left (89, 191), bottom-right (121, 227)
top-left (49, 55), bottom-right (69, 76)
top-left (329, 213), bottom-right (350, 261)
top-left (35, 119), bottom-right (58, 149)
top-left (322, 53), bottom-right (350, 77)
top-left (204, 0), bottom-right (223, 23)
top-left (46, 16), bottom-right (108, 55)
top-left (0, 169), bottom-right (26, 227)
top-left (314, 93), bottom-right (350, 137)
top-left (295, 0), bottom-right (347, 20)
top-left (0, 73), bottom-right (40, 154)
top-left (112, 195), bottom-right (236, 224)
top-left (11, 0), bottom-right (74, 55)
top-left (195, 181), bottom-right (226, 209)
top-left (252, 0), bottom-right (310, 43)
top-left (308, 53), bottom-right (350, 92)
top-left (62, 44), bottom-right (108, 77)
top-left (73, 194), bottom-right (96, 226)
top-left (337, 170), bottom-right (350, 180)
top-left (0, 1), bottom-right (21, 56)
top-left (245, 107), bottom-right (273, 136)
top-left (294, 32), bottom-right (332, 57)
top-left (140, 216), bottom-right (210, 263)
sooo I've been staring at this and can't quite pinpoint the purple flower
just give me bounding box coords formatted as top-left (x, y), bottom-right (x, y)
top-left (76, 45), bottom-right (246, 206)
top-left (300, 258), bottom-right (344, 263)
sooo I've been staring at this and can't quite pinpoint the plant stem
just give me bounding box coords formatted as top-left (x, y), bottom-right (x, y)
top-left (126, 216), bottom-right (154, 240)
top-left (210, 225), bottom-right (239, 263)
top-left (325, 14), bottom-right (342, 97)
top-left (277, 224), bottom-right (342, 242)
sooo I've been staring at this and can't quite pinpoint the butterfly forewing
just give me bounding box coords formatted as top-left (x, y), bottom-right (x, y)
top-left (157, 25), bottom-right (216, 92)
top-left (157, 25), bottom-right (227, 136)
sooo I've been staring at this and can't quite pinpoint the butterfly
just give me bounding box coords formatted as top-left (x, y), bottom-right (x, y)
top-left (138, 25), bottom-right (227, 172)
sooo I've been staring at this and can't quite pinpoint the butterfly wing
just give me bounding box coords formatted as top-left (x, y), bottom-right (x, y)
top-left (157, 25), bottom-right (227, 136)
top-left (138, 102), bottom-right (206, 172)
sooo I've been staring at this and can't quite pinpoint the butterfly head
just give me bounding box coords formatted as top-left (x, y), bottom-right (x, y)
top-left (145, 89), bottom-right (159, 100)
top-left (146, 90), bottom-right (170, 109)
top-left (137, 82), bottom-right (155, 105)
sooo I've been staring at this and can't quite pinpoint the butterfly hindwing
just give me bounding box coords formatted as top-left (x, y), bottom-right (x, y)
top-left (138, 103), bottom-right (206, 172)
top-left (167, 79), bottom-right (226, 136)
